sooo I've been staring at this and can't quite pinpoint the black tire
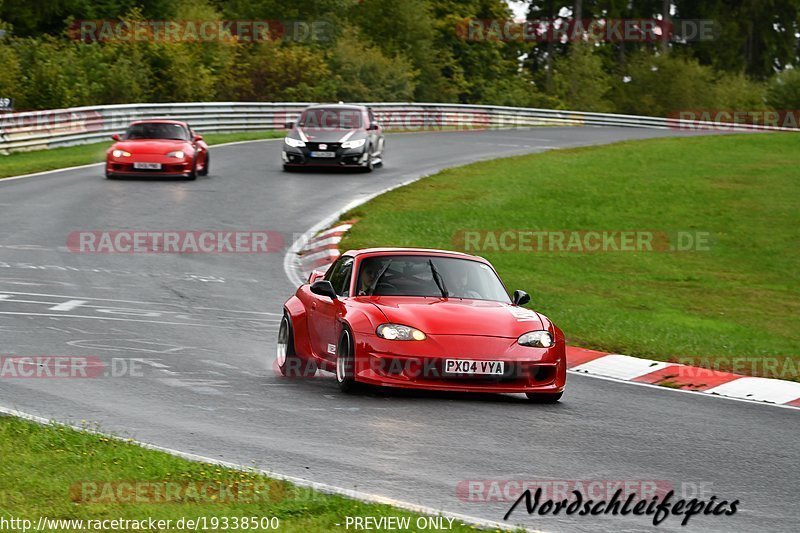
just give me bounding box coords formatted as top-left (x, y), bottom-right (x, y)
top-left (277, 314), bottom-right (316, 377)
top-left (362, 148), bottom-right (374, 173)
top-left (198, 153), bottom-right (209, 176)
top-left (335, 327), bottom-right (360, 393)
top-left (283, 165), bottom-right (295, 172)
top-left (187, 158), bottom-right (197, 180)
top-left (525, 392), bottom-right (563, 403)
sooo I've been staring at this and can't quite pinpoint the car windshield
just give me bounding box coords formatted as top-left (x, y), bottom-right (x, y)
top-left (125, 123), bottom-right (189, 141)
top-left (298, 108), bottom-right (362, 130)
top-left (356, 255), bottom-right (511, 302)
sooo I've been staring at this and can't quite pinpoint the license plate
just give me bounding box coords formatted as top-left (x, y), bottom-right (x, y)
top-left (444, 359), bottom-right (504, 375)
top-left (133, 162), bottom-right (162, 170)
top-left (310, 151), bottom-right (336, 158)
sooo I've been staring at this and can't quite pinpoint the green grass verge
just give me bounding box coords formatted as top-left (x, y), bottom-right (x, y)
top-left (0, 416), bottom-right (483, 532)
top-left (0, 130), bottom-right (284, 179)
top-left (339, 133), bottom-right (800, 379)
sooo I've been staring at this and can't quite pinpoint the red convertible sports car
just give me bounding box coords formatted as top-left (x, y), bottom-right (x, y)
top-left (278, 248), bottom-right (566, 402)
top-left (106, 120), bottom-right (209, 180)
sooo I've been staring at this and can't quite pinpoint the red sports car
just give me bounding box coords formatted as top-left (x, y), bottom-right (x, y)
top-left (278, 248), bottom-right (566, 402)
top-left (106, 120), bottom-right (209, 180)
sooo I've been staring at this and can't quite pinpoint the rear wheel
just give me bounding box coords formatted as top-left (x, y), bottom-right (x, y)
top-left (277, 314), bottom-right (315, 377)
top-left (335, 328), bottom-right (360, 393)
top-left (525, 392), bottom-right (563, 403)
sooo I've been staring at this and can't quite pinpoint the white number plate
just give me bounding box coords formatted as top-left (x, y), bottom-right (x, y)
top-left (444, 359), bottom-right (504, 375)
top-left (310, 151), bottom-right (336, 158)
top-left (133, 162), bottom-right (162, 169)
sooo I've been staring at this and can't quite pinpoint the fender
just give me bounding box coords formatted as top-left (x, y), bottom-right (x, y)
top-left (284, 294), bottom-right (313, 358)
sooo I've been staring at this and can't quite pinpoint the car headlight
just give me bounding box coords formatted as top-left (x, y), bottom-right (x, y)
top-left (376, 323), bottom-right (426, 341)
top-left (112, 149), bottom-right (131, 157)
top-left (341, 138), bottom-right (366, 150)
top-left (167, 150), bottom-right (185, 158)
top-left (518, 331), bottom-right (554, 348)
top-left (284, 137), bottom-right (305, 148)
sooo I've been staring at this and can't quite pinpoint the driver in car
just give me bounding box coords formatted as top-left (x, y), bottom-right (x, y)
top-left (448, 266), bottom-right (482, 300)
top-left (358, 260), bottom-right (383, 296)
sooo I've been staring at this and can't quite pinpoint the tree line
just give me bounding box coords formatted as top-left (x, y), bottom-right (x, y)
top-left (0, 0), bottom-right (798, 119)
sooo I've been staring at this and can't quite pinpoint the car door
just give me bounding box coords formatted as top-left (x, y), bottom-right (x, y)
top-left (308, 256), bottom-right (353, 361)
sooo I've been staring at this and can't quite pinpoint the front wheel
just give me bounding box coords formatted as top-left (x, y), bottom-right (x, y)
top-left (335, 328), bottom-right (360, 393)
top-left (361, 148), bottom-right (374, 173)
top-left (198, 153), bottom-right (209, 176)
top-left (525, 392), bottom-right (563, 403)
top-left (277, 314), bottom-right (315, 377)
top-left (187, 158), bottom-right (197, 180)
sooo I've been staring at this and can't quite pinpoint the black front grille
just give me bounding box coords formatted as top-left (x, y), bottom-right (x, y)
top-left (308, 142), bottom-right (340, 151)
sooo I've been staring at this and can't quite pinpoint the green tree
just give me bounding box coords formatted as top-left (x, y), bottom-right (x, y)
top-left (328, 31), bottom-right (418, 102)
top-left (610, 52), bottom-right (718, 116)
top-left (551, 42), bottom-right (612, 112)
top-left (766, 68), bottom-right (800, 109)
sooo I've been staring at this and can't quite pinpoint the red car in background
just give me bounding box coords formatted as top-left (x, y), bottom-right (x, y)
top-left (278, 248), bottom-right (567, 403)
top-left (106, 120), bottom-right (209, 180)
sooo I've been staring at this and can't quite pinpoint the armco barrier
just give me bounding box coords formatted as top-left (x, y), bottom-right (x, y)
top-left (0, 102), bottom-right (795, 154)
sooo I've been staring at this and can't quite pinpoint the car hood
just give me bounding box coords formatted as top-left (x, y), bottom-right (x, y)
top-left (363, 297), bottom-right (545, 337)
top-left (294, 128), bottom-right (362, 143)
top-left (113, 139), bottom-right (191, 154)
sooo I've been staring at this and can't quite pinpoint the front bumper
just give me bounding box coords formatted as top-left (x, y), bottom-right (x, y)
top-left (352, 333), bottom-right (566, 393)
top-left (282, 145), bottom-right (369, 167)
top-left (106, 158), bottom-right (193, 177)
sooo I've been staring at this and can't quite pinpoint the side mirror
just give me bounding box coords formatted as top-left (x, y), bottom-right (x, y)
top-left (310, 280), bottom-right (337, 299)
top-left (284, 121), bottom-right (295, 129)
top-left (193, 134), bottom-right (203, 142)
top-left (111, 133), bottom-right (121, 141)
top-left (367, 123), bottom-right (379, 130)
top-left (512, 290), bottom-right (530, 306)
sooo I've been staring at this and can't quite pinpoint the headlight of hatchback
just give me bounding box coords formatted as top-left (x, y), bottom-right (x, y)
top-left (518, 331), bottom-right (554, 348)
top-left (284, 137), bottom-right (306, 148)
top-left (376, 324), bottom-right (426, 341)
top-left (341, 138), bottom-right (366, 149)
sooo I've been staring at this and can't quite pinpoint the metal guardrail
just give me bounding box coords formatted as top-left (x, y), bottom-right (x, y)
top-left (0, 102), bottom-right (795, 154)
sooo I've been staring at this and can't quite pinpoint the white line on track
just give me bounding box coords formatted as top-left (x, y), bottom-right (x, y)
top-left (48, 299), bottom-right (88, 311)
top-left (0, 404), bottom-right (537, 532)
top-left (0, 290), bottom-right (280, 315)
top-left (0, 312), bottom-right (276, 329)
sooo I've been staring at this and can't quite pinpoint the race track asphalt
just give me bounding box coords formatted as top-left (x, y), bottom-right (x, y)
top-left (0, 127), bottom-right (796, 532)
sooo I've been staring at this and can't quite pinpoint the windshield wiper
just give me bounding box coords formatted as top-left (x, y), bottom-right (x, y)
top-left (368, 260), bottom-right (393, 295)
top-left (428, 259), bottom-right (449, 298)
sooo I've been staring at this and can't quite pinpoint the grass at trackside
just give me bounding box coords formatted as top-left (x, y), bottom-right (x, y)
top-left (0, 416), bottom-right (482, 532)
top-left (0, 130), bottom-right (284, 179)
top-left (339, 133), bottom-right (800, 379)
